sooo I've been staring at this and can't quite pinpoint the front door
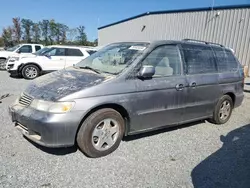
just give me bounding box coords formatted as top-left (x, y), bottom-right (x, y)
top-left (128, 44), bottom-right (188, 133)
top-left (180, 44), bottom-right (220, 121)
top-left (42, 48), bottom-right (66, 71)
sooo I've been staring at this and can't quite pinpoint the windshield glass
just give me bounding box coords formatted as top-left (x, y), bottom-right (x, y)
top-left (6, 45), bottom-right (21, 52)
top-left (34, 47), bottom-right (51, 55)
top-left (76, 42), bottom-right (149, 75)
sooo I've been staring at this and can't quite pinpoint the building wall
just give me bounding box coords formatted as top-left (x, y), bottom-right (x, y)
top-left (98, 8), bottom-right (250, 67)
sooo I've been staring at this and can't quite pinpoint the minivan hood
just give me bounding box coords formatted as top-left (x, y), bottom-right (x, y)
top-left (24, 68), bottom-right (108, 101)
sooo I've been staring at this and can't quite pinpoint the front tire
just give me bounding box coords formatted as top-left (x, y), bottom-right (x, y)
top-left (77, 108), bottom-right (125, 158)
top-left (21, 64), bottom-right (40, 79)
top-left (210, 95), bottom-right (233, 124)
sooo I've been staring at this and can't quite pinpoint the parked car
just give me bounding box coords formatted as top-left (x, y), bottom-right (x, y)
top-left (9, 39), bottom-right (244, 158)
top-left (0, 44), bottom-right (44, 70)
top-left (6, 45), bottom-right (97, 79)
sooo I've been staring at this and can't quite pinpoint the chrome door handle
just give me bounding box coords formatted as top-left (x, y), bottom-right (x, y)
top-left (176, 84), bottom-right (184, 91)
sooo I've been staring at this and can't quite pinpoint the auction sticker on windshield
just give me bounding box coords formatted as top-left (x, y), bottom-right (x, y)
top-left (129, 46), bottom-right (146, 51)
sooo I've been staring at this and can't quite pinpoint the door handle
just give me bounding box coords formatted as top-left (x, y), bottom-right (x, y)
top-left (189, 82), bottom-right (196, 88)
top-left (176, 84), bottom-right (184, 91)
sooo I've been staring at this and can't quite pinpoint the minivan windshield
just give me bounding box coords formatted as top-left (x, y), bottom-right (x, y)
top-left (76, 42), bottom-right (149, 75)
top-left (6, 45), bottom-right (21, 52)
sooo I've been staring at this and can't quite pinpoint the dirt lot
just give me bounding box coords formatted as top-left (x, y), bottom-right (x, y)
top-left (1, 71), bottom-right (250, 188)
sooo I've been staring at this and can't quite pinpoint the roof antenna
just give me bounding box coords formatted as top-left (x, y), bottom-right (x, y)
top-left (211, 0), bottom-right (215, 11)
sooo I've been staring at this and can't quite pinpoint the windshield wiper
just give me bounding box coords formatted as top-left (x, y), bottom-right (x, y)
top-left (79, 66), bottom-right (101, 74)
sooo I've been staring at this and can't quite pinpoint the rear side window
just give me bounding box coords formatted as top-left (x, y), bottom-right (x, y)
top-left (66, 48), bottom-right (83, 56)
top-left (35, 45), bottom-right (41, 51)
top-left (182, 44), bottom-right (216, 74)
top-left (213, 48), bottom-right (238, 72)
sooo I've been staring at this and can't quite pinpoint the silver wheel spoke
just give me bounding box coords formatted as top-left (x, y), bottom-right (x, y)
top-left (110, 125), bottom-right (119, 135)
top-left (96, 138), bottom-right (105, 149)
top-left (92, 128), bottom-right (102, 137)
top-left (103, 119), bottom-right (111, 129)
top-left (105, 136), bottom-right (115, 146)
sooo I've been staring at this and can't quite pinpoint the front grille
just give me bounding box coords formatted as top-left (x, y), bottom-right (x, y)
top-left (19, 93), bottom-right (33, 106)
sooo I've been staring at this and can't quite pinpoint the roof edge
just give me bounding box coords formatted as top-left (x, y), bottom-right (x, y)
top-left (98, 4), bottom-right (250, 30)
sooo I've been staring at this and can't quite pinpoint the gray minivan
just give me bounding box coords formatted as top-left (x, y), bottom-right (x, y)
top-left (9, 39), bottom-right (244, 158)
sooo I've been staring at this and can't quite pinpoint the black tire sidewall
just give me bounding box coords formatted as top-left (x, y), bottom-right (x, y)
top-left (77, 108), bottom-right (125, 158)
top-left (214, 95), bottom-right (233, 124)
top-left (22, 64), bottom-right (39, 79)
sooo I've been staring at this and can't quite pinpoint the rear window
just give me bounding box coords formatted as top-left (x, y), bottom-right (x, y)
top-left (66, 48), bottom-right (83, 56)
top-left (213, 48), bottom-right (238, 72)
top-left (182, 44), bottom-right (216, 74)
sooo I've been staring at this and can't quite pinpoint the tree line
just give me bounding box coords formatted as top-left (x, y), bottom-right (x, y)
top-left (0, 17), bottom-right (98, 47)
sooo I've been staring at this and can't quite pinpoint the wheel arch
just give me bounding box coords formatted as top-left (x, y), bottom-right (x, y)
top-left (224, 92), bottom-right (235, 107)
top-left (75, 103), bottom-right (130, 144)
top-left (19, 62), bottom-right (43, 72)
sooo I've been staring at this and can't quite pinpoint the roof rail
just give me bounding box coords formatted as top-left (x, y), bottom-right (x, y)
top-left (182, 38), bottom-right (224, 47)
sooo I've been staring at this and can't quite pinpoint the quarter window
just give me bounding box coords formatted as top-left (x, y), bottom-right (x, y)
top-left (19, 45), bottom-right (32, 53)
top-left (141, 45), bottom-right (182, 77)
top-left (66, 48), bottom-right (83, 56)
top-left (182, 44), bottom-right (216, 74)
top-left (213, 48), bottom-right (238, 72)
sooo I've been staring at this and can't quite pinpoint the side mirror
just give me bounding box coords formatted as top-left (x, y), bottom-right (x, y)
top-left (44, 54), bottom-right (51, 58)
top-left (137, 65), bottom-right (155, 79)
top-left (16, 49), bottom-right (21, 54)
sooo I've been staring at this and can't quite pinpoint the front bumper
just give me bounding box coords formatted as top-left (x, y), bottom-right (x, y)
top-left (9, 104), bottom-right (85, 148)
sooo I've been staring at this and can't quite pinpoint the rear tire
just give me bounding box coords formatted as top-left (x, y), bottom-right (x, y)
top-left (21, 64), bottom-right (40, 79)
top-left (210, 95), bottom-right (233, 124)
top-left (77, 108), bottom-right (125, 158)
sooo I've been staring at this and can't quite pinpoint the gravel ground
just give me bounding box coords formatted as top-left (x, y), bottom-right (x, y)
top-left (1, 71), bottom-right (250, 188)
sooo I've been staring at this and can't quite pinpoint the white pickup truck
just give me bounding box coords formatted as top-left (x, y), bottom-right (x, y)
top-left (0, 43), bottom-right (44, 70)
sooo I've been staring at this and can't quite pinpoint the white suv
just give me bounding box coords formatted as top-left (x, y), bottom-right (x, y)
top-left (7, 45), bottom-right (97, 79)
top-left (0, 44), bottom-right (44, 70)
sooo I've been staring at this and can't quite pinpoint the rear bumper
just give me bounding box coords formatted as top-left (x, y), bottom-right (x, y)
top-left (9, 104), bottom-right (85, 148)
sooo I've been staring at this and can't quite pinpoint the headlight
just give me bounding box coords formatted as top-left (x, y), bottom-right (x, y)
top-left (9, 57), bottom-right (19, 62)
top-left (30, 99), bottom-right (75, 113)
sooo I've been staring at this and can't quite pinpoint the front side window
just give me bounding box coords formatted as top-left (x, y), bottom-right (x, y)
top-left (76, 42), bottom-right (149, 75)
top-left (66, 48), bottom-right (83, 56)
top-left (213, 48), bottom-right (238, 72)
top-left (182, 44), bottom-right (216, 74)
top-left (141, 45), bottom-right (182, 77)
top-left (19, 45), bottom-right (32, 53)
top-left (45, 48), bottom-right (66, 56)
top-left (35, 46), bottom-right (41, 52)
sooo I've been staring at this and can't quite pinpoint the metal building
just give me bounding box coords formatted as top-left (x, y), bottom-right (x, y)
top-left (98, 4), bottom-right (250, 68)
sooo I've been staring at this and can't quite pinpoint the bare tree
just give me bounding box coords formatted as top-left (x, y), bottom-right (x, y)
top-left (21, 19), bottom-right (34, 43)
top-left (39, 20), bottom-right (49, 45)
top-left (77, 25), bottom-right (87, 45)
top-left (32, 23), bottom-right (40, 43)
top-left (12, 17), bottom-right (21, 43)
